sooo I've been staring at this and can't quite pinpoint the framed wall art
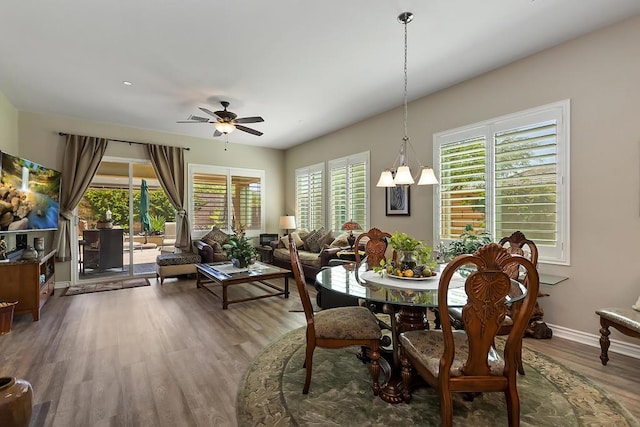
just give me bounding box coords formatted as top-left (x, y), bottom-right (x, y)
top-left (385, 185), bottom-right (410, 216)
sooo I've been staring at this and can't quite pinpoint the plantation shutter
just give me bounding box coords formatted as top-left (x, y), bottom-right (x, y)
top-left (493, 120), bottom-right (558, 246)
top-left (348, 160), bottom-right (367, 229)
top-left (231, 174), bottom-right (262, 232)
top-left (329, 160), bottom-right (347, 232)
top-left (438, 136), bottom-right (487, 240)
top-left (328, 152), bottom-right (369, 232)
top-left (192, 172), bottom-right (228, 230)
top-left (295, 164), bottom-right (324, 230)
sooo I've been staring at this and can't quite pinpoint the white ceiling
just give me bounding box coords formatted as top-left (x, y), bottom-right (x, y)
top-left (1, 1), bottom-right (638, 150)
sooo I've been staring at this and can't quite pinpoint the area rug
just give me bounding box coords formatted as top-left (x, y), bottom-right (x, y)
top-left (64, 278), bottom-right (150, 296)
top-left (236, 327), bottom-right (639, 426)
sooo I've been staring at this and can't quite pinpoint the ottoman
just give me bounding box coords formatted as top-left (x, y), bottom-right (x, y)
top-left (156, 252), bottom-right (202, 285)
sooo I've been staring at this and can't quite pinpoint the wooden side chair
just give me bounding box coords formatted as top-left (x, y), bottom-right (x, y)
top-left (288, 235), bottom-right (382, 395)
top-left (400, 243), bottom-right (539, 426)
top-left (354, 227), bottom-right (392, 269)
top-left (449, 231), bottom-right (539, 374)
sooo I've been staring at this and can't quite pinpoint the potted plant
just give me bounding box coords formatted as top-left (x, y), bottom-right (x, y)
top-left (374, 232), bottom-right (436, 278)
top-left (443, 223), bottom-right (492, 260)
top-left (223, 234), bottom-right (257, 268)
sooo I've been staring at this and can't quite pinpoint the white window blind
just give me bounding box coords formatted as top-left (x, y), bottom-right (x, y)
top-left (189, 164), bottom-right (265, 236)
top-left (295, 163), bottom-right (324, 230)
top-left (328, 152), bottom-right (369, 232)
top-left (434, 100), bottom-right (569, 264)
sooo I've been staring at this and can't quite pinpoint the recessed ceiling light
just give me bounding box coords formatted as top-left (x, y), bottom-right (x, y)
top-left (122, 81), bottom-right (133, 86)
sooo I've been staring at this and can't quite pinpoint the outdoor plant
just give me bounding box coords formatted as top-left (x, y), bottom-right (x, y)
top-left (443, 223), bottom-right (492, 260)
top-left (223, 234), bottom-right (257, 268)
top-left (148, 215), bottom-right (166, 235)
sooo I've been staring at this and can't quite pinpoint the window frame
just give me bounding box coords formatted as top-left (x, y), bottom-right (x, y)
top-left (433, 100), bottom-right (570, 265)
top-left (188, 163), bottom-right (266, 238)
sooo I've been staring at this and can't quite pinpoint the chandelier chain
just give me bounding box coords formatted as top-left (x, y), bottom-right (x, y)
top-left (403, 15), bottom-right (409, 141)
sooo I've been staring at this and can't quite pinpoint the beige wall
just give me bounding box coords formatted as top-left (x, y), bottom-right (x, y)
top-left (17, 112), bottom-right (285, 281)
top-left (286, 16), bottom-right (640, 340)
top-left (0, 91), bottom-right (18, 153)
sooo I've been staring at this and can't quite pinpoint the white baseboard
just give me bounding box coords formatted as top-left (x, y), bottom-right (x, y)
top-left (54, 281), bottom-right (70, 289)
top-left (547, 322), bottom-right (640, 360)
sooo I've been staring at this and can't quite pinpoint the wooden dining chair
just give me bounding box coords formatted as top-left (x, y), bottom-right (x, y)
top-left (449, 231), bottom-right (538, 374)
top-left (399, 243), bottom-right (539, 426)
top-left (288, 235), bottom-right (382, 395)
top-left (354, 227), bottom-right (392, 269)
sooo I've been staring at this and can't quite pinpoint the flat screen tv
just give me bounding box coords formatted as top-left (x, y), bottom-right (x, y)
top-left (0, 151), bottom-right (61, 232)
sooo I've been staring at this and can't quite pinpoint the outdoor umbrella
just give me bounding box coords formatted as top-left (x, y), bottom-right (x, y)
top-left (140, 179), bottom-right (151, 235)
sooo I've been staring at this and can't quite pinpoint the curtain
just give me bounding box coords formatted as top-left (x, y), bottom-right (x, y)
top-left (147, 144), bottom-right (191, 250)
top-left (53, 135), bottom-right (108, 261)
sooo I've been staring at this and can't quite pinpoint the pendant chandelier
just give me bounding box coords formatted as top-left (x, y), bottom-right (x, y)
top-left (376, 12), bottom-right (438, 188)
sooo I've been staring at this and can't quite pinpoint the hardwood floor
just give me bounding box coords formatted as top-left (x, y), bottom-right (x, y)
top-left (0, 277), bottom-right (638, 426)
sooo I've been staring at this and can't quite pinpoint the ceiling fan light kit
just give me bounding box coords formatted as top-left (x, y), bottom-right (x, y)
top-left (177, 101), bottom-right (264, 138)
top-left (377, 12), bottom-right (438, 188)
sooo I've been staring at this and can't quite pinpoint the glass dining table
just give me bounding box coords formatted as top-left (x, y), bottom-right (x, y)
top-left (315, 262), bottom-right (528, 404)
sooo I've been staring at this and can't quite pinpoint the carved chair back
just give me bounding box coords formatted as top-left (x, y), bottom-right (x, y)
top-left (354, 228), bottom-right (392, 269)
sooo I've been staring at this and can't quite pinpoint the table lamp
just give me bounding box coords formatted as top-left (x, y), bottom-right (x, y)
top-left (341, 220), bottom-right (362, 249)
top-left (279, 215), bottom-right (296, 236)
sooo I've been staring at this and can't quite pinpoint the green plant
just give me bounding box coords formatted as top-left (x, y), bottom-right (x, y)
top-left (389, 232), bottom-right (422, 252)
top-left (443, 224), bottom-right (492, 259)
top-left (223, 234), bottom-right (257, 266)
top-left (148, 215), bottom-right (166, 235)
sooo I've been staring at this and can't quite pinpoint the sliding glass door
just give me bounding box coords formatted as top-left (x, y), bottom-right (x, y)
top-left (76, 157), bottom-right (172, 282)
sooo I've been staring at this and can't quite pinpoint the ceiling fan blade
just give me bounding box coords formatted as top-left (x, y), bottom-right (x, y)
top-left (235, 116), bottom-right (264, 124)
top-left (213, 130), bottom-right (223, 137)
top-left (235, 125), bottom-right (263, 136)
top-left (199, 107), bottom-right (219, 118)
top-left (177, 120), bottom-right (212, 123)
top-left (189, 115), bottom-right (210, 122)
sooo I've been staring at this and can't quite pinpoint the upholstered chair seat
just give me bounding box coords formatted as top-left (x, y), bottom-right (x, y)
top-left (314, 307), bottom-right (382, 340)
top-left (400, 330), bottom-right (504, 378)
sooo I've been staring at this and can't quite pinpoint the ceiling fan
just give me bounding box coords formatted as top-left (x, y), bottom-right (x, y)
top-left (177, 101), bottom-right (264, 137)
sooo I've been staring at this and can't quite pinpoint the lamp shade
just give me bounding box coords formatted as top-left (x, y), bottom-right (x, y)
top-left (393, 165), bottom-right (415, 185)
top-left (214, 122), bottom-right (235, 134)
top-left (341, 220), bottom-right (362, 231)
top-left (417, 167), bottom-right (438, 185)
top-left (376, 170), bottom-right (396, 187)
top-left (279, 215), bottom-right (296, 230)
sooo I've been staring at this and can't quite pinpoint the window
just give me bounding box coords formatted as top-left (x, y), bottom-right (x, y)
top-left (189, 164), bottom-right (265, 237)
top-left (328, 152), bottom-right (369, 232)
top-left (295, 163), bottom-right (324, 231)
top-left (434, 100), bottom-right (570, 264)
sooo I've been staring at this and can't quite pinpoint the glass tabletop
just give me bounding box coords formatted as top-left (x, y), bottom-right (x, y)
top-left (315, 263), bottom-right (527, 308)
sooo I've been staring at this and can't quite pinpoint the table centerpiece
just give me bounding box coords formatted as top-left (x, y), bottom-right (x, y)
top-left (373, 232), bottom-right (436, 279)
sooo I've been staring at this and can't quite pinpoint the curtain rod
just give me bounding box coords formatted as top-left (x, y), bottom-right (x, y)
top-left (57, 132), bottom-right (190, 151)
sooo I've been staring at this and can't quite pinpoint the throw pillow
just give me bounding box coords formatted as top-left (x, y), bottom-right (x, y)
top-left (330, 232), bottom-right (350, 248)
top-left (291, 231), bottom-right (305, 248)
top-left (306, 227), bottom-right (325, 253)
top-left (202, 227), bottom-right (230, 246)
top-left (302, 229), bottom-right (317, 251)
top-left (280, 236), bottom-right (290, 249)
top-left (317, 230), bottom-right (334, 249)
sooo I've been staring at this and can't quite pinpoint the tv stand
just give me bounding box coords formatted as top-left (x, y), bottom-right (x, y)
top-left (0, 249), bottom-right (56, 321)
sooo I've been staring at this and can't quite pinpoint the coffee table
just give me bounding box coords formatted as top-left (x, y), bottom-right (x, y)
top-left (196, 261), bottom-right (290, 309)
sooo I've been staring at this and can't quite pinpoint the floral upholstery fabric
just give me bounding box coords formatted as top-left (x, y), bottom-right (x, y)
top-left (314, 306), bottom-right (382, 340)
top-left (156, 252), bottom-right (201, 266)
top-left (400, 329), bottom-right (505, 377)
top-left (596, 308), bottom-right (640, 333)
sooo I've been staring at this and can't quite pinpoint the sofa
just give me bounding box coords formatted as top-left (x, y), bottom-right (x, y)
top-left (269, 229), bottom-right (347, 279)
